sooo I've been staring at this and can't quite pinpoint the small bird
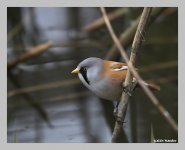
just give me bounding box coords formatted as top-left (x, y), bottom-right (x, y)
top-left (71, 57), bottom-right (160, 101)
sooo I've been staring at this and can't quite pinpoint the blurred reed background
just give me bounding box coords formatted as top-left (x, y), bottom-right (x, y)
top-left (7, 7), bottom-right (178, 143)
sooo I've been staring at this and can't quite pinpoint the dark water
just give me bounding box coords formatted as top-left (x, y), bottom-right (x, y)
top-left (7, 7), bottom-right (178, 143)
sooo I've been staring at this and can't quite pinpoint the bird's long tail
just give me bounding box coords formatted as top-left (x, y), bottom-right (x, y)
top-left (132, 78), bottom-right (160, 91)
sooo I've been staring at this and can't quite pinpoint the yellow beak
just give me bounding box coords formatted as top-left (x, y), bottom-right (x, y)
top-left (71, 68), bottom-right (80, 74)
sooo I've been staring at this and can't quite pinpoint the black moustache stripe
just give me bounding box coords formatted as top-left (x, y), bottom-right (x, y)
top-left (80, 68), bottom-right (90, 85)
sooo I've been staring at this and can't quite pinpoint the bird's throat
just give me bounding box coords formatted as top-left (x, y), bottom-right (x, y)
top-left (80, 68), bottom-right (90, 85)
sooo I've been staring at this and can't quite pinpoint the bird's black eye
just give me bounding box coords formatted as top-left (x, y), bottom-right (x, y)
top-left (83, 67), bottom-right (87, 72)
top-left (80, 67), bottom-right (87, 73)
top-left (80, 67), bottom-right (90, 84)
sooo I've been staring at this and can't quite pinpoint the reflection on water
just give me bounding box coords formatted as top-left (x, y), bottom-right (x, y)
top-left (7, 7), bottom-right (178, 143)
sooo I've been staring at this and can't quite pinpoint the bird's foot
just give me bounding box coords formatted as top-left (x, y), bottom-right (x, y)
top-left (113, 105), bottom-right (126, 125)
top-left (123, 80), bottom-right (137, 96)
top-left (113, 107), bottom-right (118, 118)
top-left (113, 101), bottom-right (119, 117)
top-left (114, 114), bottom-right (127, 125)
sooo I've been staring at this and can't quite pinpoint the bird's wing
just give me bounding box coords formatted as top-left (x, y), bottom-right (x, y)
top-left (110, 62), bottom-right (128, 71)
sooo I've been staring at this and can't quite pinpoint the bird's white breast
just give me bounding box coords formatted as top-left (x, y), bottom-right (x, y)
top-left (79, 73), bottom-right (122, 101)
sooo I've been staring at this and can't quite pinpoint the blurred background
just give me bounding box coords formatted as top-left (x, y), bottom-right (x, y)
top-left (7, 7), bottom-right (178, 143)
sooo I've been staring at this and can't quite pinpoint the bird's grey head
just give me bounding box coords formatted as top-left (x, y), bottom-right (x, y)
top-left (77, 57), bottom-right (103, 85)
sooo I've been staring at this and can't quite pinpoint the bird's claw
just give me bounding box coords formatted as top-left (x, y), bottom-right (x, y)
top-left (114, 114), bottom-right (126, 125)
top-left (123, 80), bottom-right (137, 96)
top-left (113, 107), bottom-right (118, 117)
top-left (113, 107), bottom-right (126, 125)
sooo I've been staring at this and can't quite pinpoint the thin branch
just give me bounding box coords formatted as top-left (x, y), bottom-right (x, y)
top-left (143, 37), bottom-right (177, 45)
top-left (8, 74), bottom-right (177, 110)
top-left (8, 72), bottom-right (52, 127)
top-left (8, 60), bottom-right (177, 98)
top-left (154, 75), bottom-right (177, 84)
top-left (8, 91), bottom-right (90, 109)
top-left (105, 7), bottom-right (166, 60)
top-left (8, 78), bottom-right (80, 98)
top-left (83, 8), bottom-right (128, 32)
top-left (8, 23), bottom-right (22, 41)
top-left (140, 60), bottom-right (177, 72)
top-left (7, 41), bottom-right (53, 70)
top-left (100, 7), bottom-right (178, 143)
